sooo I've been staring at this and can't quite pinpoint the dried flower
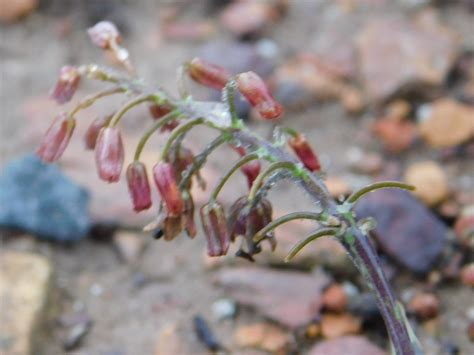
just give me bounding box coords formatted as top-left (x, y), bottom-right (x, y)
top-left (228, 196), bottom-right (273, 242)
top-left (84, 115), bottom-right (112, 150)
top-left (87, 21), bottom-right (122, 49)
top-left (183, 194), bottom-right (197, 239)
top-left (288, 134), bottom-right (321, 172)
top-left (188, 57), bottom-right (231, 90)
top-left (126, 161), bottom-right (152, 212)
top-left (169, 145), bottom-right (194, 183)
top-left (95, 127), bottom-right (124, 182)
top-left (200, 202), bottom-right (230, 256)
top-left (36, 113), bottom-right (75, 163)
top-left (236, 71), bottom-right (283, 120)
top-left (153, 162), bottom-right (184, 216)
top-left (50, 66), bottom-right (81, 104)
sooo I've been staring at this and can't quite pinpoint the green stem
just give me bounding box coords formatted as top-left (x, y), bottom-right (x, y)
top-left (133, 110), bottom-right (181, 161)
top-left (253, 211), bottom-right (322, 244)
top-left (248, 161), bottom-right (299, 202)
top-left (210, 153), bottom-right (260, 201)
top-left (285, 228), bottom-right (338, 262)
top-left (224, 80), bottom-right (239, 125)
top-left (109, 94), bottom-right (155, 127)
top-left (160, 118), bottom-right (204, 160)
top-left (70, 87), bottom-right (124, 117)
top-left (347, 181), bottom-right (415, 204)
top-left (280, 127), bottom-right (299, 138)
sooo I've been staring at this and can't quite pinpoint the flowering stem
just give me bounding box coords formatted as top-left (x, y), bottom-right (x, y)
top-left (210, 153), bottom-right (260, 201)
top-left (347, 181), bottom-right (415, 204)
top-left (253, 211), bottom-right (322, 244)
top-left (248, 161), bottom-right (300, 202)
top-left (109, 94), bottom-right (155, 127)
top-left (133, 110), bottom-right (181, 161)
top-left (224, 81), bottom-right (240, 125)
top-left (161, 118), bottom-right (205, 161)
top-left (341, 226), bottom-right (417, 355)
top-left (285, 228), bottom-right (338, 262)
top-left (70, 87), bottom-right (124, 117)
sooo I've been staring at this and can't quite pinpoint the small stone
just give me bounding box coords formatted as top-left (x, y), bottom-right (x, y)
top-left (308, 336), bottom-right (385, 355)
top-left (453, 206), bottom-right (474, 249)
top-left (320, 314), bottom-right (362, 339)
top-left (372, 118), bottom-right (418, 153)
top-left (214, 267), bottom-right (330, 329)
top-left (407, 292), bottom-right (440, 319)
top-left (220, 1), bottom-right (279, 38)
top-left (404, 161), bottom-right (449, 207)
top-left (355, 190), bottom-right (448, 274)
top-left (461, 263), bottom-right (474, 287)
top-left (347, 293), bottom-right (380, 321)
top-left (386, 100), bottom-right (411, 121)
top-left (419, 99), bottom-right (474, 148)
top-left (0, 0), bottom-right (37, 23)
top-left (357, 12), bottom-right (459, 103)
top-left (325, 176), bottom-right (351, 199)
top-left (234, 323), bottom-right (290, 352)
top-left (0, 251), bottom-right (53, 355)
top-left (0, 154), bottom-right (91, 241)
top-left (211, 298), bottom-right (237, 321)
top-left (306, 323), bottom-right (321, 338)
top-left (340, 87), bottom-right (365, 114)
top-left (113, 231), bottom-right (146, 264)
top-left (322, 284), bottom-right (347, 313)
top-left (154, 322), bottom-right (201, 355)
top-left (63, 318), bottom-right (92, 351)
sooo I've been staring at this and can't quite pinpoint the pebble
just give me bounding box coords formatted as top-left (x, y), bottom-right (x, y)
top-left (407, 292), bottom-right (440, 319)
top-left (234, 323), bottom-right (290, 352)
top-left (453, 206), bottom-right (474, 249)
top-left (355, 189), bottom-right (448, 274)
top-left (308, 336), bottom-right (385, 355)
top-left (113, 231), bottom-right (146, 264)
top-left (211, 298), bottom-right (237, 320)
top-left (325, 176), bottom-right (352, 199)
top-left (404, 161), bottom-right (449, 207)
top-left (320, 313), bottom-right (362, 339)
top-left (322, 284), bottom-right (347, 313)
top-left (386, 100), bottom-right (411, 121)
top-left (0, 154), bottom-right (91, 241)
top-left (340, 86), bottom-right (365, 114)
top-left (372, 118), bottom-right (418, 153)
top-left (0, 0), bottom-right (37, 23)
top-left (419, 99), bottom-right (474, 148)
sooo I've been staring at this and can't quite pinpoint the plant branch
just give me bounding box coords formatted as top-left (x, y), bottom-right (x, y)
top-left (347, 181), bottom-right (415, 204)
top-left (285, 228), bottom-right (338, 262)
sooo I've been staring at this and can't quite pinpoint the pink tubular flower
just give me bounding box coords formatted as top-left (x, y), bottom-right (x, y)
top-left (232, 145), bottom-right (261, 188)
top-left (288, 134), bottom-right (321, 172)
top-left (188, 57), bottom-right (231, 90)
top-left (126, 161), bottom-right (152, 212)
top-left (94, 127), bottom-right (124, 182)
top-left (236, 71), bottom-right (283, 120)
top-left (87, 21), bottom-right (121, 49)
top-left (153, 162), bottom-right (184, 216)
top-left (36, 113), bottom-right (75, 163)
top-left (50, 66), bottom-right (81, 104)
top-left (200, 202), bottom-right (230, 256)
top-left (148, 103), bottom-right (179, 132)
top-left (84, 115), bottom-right (112, 150)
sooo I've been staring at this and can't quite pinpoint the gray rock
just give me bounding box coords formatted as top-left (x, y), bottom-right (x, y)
top-left (0, 154), bottom-right (90, 241)
top-left (355, 189), bottom-right (447, 274)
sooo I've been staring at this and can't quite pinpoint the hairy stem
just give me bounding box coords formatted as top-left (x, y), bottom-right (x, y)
top-left (285, 228), bottom-right (338, 262)
top-left (347, 181), bottom-right (415, 204)
top-left (70, 87), bottom-right (124, 117)
top-left (161, 118), bottom-right (204, 160)
top-left (109, 94), bottom-right (155, 127)
top-left (342, 227), bottom-right (417, 355)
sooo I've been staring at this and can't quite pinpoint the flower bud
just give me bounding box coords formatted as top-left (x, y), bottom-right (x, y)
top-left (200, 202), bottom-right (230, 256)
top-left (94, 127), bottom-right (124, 182)
top-left (162, 214), bottom-right (184, 241)
top-left (36, 113), bottom-right (75, 163)
top-left (236, 71), bottom-right (283, 120)
top-left (232, 145), bottom-right (261, 188)
top-left (169, 146), bottom-right (194, 184)
top-left (148, 103), bottom-right (178, 132)
top-left (84, 115), bottom-right (112, 150)
top-left (183, 194), bottom-right (197, 239)
top-left (288, 134), bottom-right (321, 172)
top-left (50, 66), bottom-right (81, 104)
top-left (188, 57), bottom-right (231, 90)
top-left (87, 21), bottom-right (122, 49)
top-left (153, 162), bottom-right (184, 216)
top-left (126, 161), bottom-right (152, 212)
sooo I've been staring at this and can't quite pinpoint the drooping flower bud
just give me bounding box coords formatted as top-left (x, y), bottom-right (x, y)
top-left (126, 161), bottom-right (152, 212)
top-left (169, 145), bottom-right (194, 184)
top-left (288, 134), bottom-right (321, 172)
top-left (87, 21), bottom-right (122, 49)
top-left (84, 115), bottom-right (112, 150)
top-left (200, 202), bottom-right (230, 256)
top-left (162, 214), bottom-right (184, 241)
top-left (232, 145), bottom-right (261, 188)
top-left (148, 103), bottom-right (178, 132)
top-left (236, 71), bottom-right (283, 120)
top-left (188, 57), bottom-right (231, 90)
top-left (94, 127), bottom-right (124, 182)
top-left (153, 162), bottom-right (184, 216)
top-left (50, 66), bottom-right (81, 104)
top-left (183, 194), bottom-right (197, 239)
top-left (36, 113), bottom-right (75, 163)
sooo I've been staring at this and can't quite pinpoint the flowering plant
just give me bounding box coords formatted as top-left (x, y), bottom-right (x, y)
top-left (37, 22), bottom-right (422, 355)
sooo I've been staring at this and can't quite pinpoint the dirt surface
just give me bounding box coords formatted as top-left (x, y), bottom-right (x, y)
top-left (1, 1), bottom-right (474, 354)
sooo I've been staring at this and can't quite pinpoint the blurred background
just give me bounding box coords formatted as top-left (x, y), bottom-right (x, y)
top-left (0, 0), bottom-right (473, 354)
